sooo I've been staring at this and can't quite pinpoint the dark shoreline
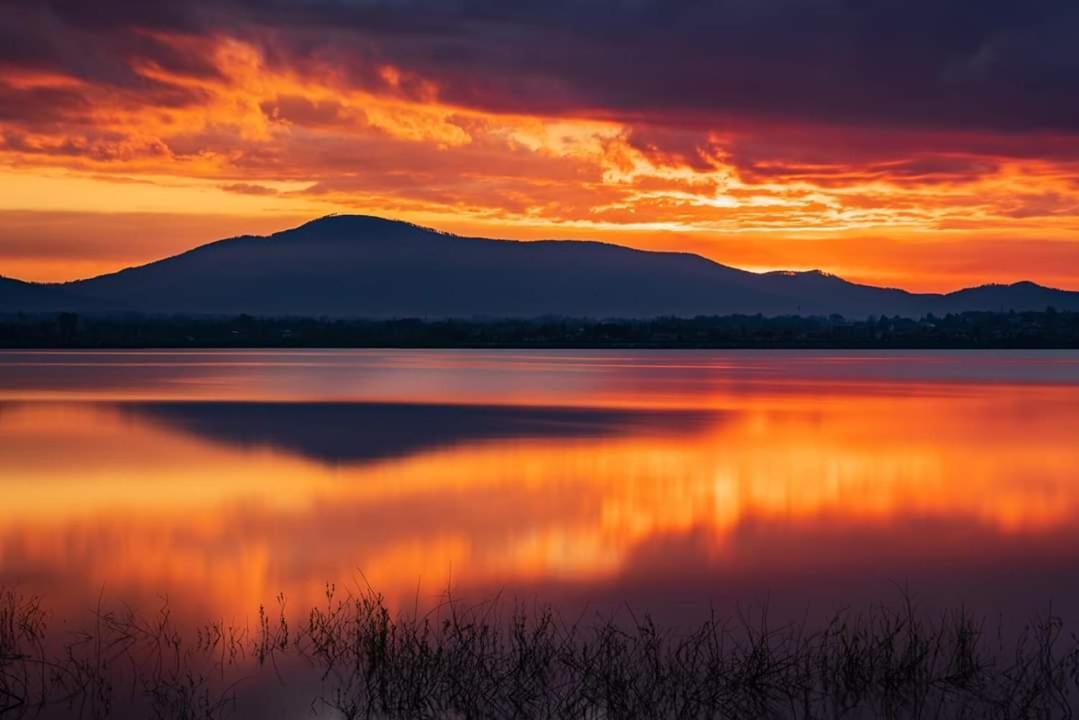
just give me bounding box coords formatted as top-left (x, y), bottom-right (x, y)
top-left (2, 309), bottom-right (1079, 349)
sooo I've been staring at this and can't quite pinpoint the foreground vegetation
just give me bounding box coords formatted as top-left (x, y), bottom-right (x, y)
top-left (3, 587), bottom-right (1079, 718)
top-left (1, 309), bottom-right (1079, 348)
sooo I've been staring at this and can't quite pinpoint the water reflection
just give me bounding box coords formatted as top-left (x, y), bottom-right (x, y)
top-left (130, 401), bottom-right (714, 464)
top-left (1, 350), bottom-right (1078, 627)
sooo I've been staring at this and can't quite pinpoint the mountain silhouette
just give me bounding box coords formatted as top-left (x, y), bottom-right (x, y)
top-left (0, 275), bottom-right (114, 313)
top-left (125, 402), bottom-right (713, 466)
top-left (3, 215), bottom-right (1077, 318)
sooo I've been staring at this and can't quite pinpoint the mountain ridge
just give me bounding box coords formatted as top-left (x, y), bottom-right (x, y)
top-left (3, 214), bottom-right (1078, 319)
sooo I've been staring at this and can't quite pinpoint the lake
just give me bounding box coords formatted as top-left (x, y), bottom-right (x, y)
top-left (2, 349), bottom-right (1079, 629)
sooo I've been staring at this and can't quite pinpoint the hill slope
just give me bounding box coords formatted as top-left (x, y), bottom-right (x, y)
top-left (0, 276), bottom-right (111, 313)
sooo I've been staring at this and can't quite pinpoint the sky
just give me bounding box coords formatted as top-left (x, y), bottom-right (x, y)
top-left (2, 0), bottom-right (1079, 291)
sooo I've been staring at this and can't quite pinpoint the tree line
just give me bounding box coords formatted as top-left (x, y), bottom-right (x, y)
top-left (1, 309), bottom-right (1077, 348)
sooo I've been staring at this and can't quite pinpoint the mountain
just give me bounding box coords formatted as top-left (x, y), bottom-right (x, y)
top-left (0, 275), bottom-right (113, 313)
top-left (2, 215), bottom-right (1078, 319)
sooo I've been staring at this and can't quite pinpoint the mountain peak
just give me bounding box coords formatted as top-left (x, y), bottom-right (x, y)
top-left (955, 280), bottom-right (1048, 293)
top-left (291, 214), bottom-right (451, 240)
top-left (764, 269), bottom-right (838, 280)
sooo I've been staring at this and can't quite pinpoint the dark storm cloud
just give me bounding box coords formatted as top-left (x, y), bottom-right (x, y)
top-left (244, 0), bottom-right (1079, 133)
top-left (0, 1), bottom-right (221, 88)
top-left (3, 0), bottom-right (1079, 134)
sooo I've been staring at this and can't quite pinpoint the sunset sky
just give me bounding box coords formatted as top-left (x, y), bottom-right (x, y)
top-left (2, 0), bottom-right (1079, 290)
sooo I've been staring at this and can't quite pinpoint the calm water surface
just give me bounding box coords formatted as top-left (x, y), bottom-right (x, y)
top-left (2, 349), bottom-right (1078, 626)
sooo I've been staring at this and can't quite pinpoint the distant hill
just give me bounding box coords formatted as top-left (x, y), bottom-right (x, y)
top-left (0, 275), bottom-right (113, 313)
top-left (3, 215), bottom-right (1078, 319)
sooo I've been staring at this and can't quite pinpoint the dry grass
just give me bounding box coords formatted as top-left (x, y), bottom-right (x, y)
top-left (2, 585), bottom-right (1079, 719)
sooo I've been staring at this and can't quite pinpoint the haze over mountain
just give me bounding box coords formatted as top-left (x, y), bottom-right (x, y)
top-left (3, 215), bottom-right (1078, 319)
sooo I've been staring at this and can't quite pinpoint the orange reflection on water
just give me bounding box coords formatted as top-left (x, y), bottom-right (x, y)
top-left (2, 353), bottom-right (1078, 622)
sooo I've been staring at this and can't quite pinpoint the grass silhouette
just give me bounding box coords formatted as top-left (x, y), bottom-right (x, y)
top-left (2, 585), bottom-right (1079, 718)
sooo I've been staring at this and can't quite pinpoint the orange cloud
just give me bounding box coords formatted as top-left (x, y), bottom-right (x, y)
top-left (1, 32), bottom-right (1079, 291)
